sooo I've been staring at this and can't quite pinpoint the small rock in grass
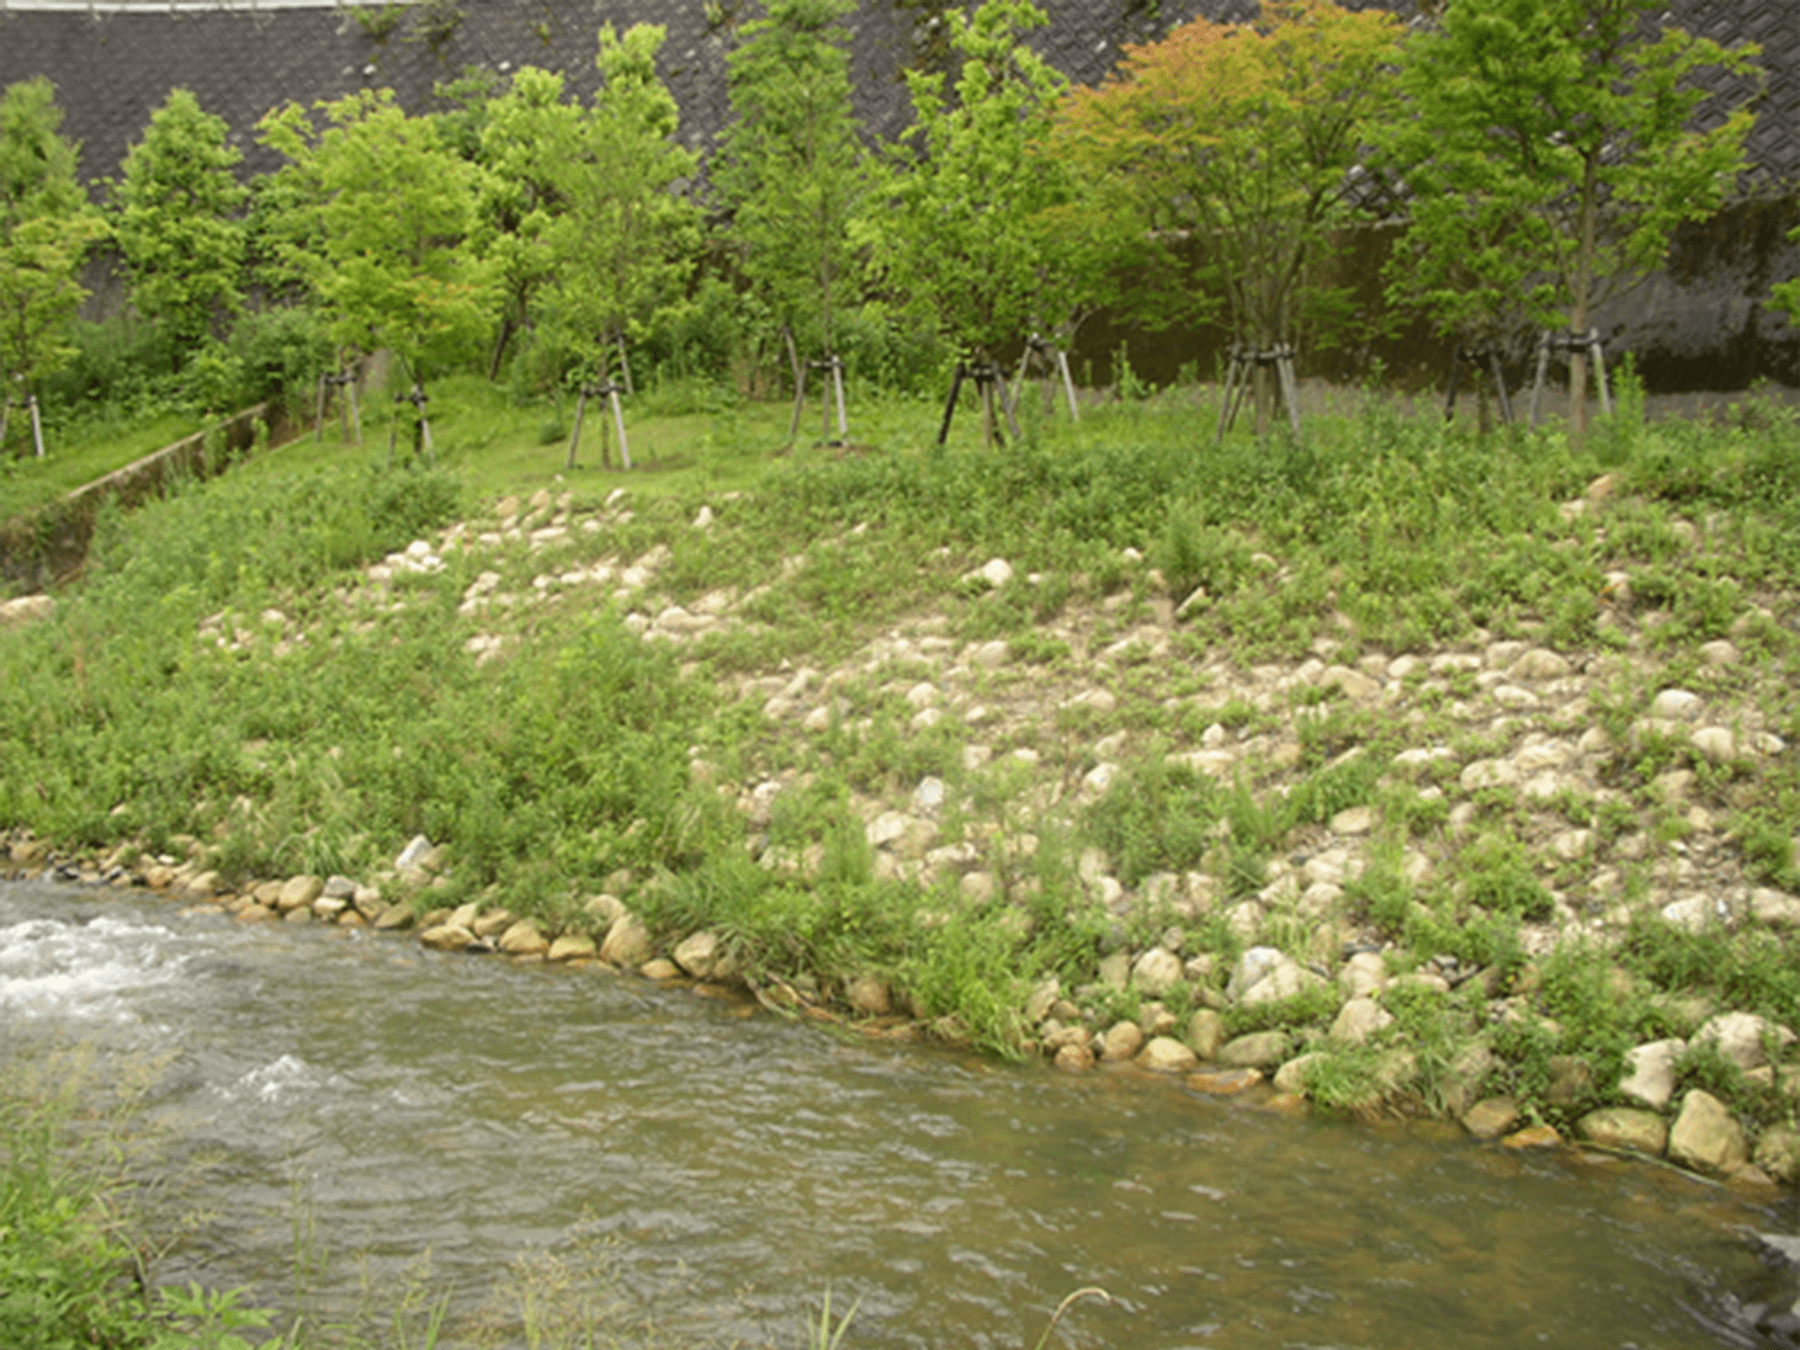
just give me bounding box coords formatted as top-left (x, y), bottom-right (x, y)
top-left (1650, 688), bottom-right (1703, 721)
top-left (1693, 1012), bottom-right (1794, 1072)
top-left (1131, 947), bottom-right (1184, 996)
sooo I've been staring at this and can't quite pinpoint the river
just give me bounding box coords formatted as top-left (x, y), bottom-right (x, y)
top-left (2, 876), bottom-right (1793, 1349)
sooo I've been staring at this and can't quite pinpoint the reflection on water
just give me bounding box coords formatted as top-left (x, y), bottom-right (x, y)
top-left (2, 877), bottom-right (1794, 1350)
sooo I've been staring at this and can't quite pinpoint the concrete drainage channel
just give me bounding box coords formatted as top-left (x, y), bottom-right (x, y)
top-left (0, 401), bottom-right (291, 597)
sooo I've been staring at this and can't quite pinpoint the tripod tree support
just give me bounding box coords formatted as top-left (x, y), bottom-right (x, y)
top-left (567, 377), bottom-right (631, 471)
top-left (1528, 329), bottom-right (1611, 429)
top-left (1216, 344), bottom-right (1302, 444)
top-left (938, 358), bottom-right (1023, 449)
top-left (1443, 345), bottom-right (1515, 427)
top-left (315, 366), bottom-right (362, 444)
top-left (789, 353), bottom-right (850, 446)
top-left (387, 383), bottom-right (432, 468)
top-left (1008, 333), bottom-right (1080, 425)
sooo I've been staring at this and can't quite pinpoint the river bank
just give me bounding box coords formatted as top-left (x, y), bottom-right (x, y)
top-left (3, 391), bottom-right (1799, 1201)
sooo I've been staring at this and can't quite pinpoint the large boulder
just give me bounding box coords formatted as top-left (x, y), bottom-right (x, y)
top-left (1693, 1012), bottom-right (1795, 1072)
top-left (276, 874), bottom-right (323, 913)
top-left (1219, 1031), bottom-right (1291, 1069)
top-left (1137, 1037), bottom-right (1200, 1074)
top-left (1668, 1089), bottom-right (1748, 1175)
top-left (1618, 1039), bottom-right (1685, 1111)
top-left (599, 912), bottom-right (653, 967)
top-left (1575, 1108), bottom-right (1668, 1157)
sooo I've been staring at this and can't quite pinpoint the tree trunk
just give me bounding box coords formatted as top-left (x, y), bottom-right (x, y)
top-left (487, 316), bottom-right (517, 382)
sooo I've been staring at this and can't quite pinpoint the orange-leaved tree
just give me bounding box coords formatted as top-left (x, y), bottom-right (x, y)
top-left (1060, 0), bottom-right (1401, 434)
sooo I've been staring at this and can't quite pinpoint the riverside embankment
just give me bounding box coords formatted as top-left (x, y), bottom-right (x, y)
top-left (4, 392), bottom-right (1800, 1217)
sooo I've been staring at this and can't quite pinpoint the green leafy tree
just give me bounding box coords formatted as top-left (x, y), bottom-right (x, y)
top-left (112, 89), bottom-right (247, 369)
top-left (544, 24), bottom-right (698, 389)
top-left (0, 77), bottom-right (106, 451)
top-left (475, 65), bottom-right (583, 379)
top-left (1061, 0), bottom-right (1402, 434)
top-left (867, 0), bottom-right (1077, 379)
top-left (257, 88), bottom-right (492, 436)
top-left (1387, 0), bottom-right (1760, 436)
top-left (719, 0), bottom-right (866, 384)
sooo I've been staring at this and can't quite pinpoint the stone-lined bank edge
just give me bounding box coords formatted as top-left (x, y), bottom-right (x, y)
top-left (7, 823), bottom-right (1799, 1197)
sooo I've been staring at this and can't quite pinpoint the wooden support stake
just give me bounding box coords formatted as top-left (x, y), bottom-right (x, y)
top-left (1057, 347), bottom-right (1080, 423)
top-left (1215, 350), bottom-right (1240, 446)
top-left (615, 336), bottom-right (635, 397)
top-left (567, 388), bottom-right (588, 471)
top-left (609, 384), bottom-right (631, 470)
top-left (788, 365), bottom-right (808, 445)
top-left (937, 362), bottom-right (966, 447)
top-left (830, 357), bottom-right (848, 442)
top-left (1488, 351), bottom-right (1515, 426)
top-left (1528, 333), bottom-right (1551, 429)
top-left (1276, 348), bottom-right (1302, 439)
top-left (1443, 346), bottom-right (1462, 423)
top-left (995, 364), bottom-right (1022, 442)
top-left (1590, 329), bottom-right (1612, 418)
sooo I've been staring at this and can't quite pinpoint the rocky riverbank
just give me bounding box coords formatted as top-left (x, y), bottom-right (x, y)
top-left (8, 464), bottom-right (1800, 1194)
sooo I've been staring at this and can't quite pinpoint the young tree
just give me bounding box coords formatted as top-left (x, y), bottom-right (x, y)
top-left (1061, 1), bottom-right (1402, 435)
top-left (719, 0), bottom-right (866, 423)
top-left (0, 77), bottom-right (106, 455)
top-left (1388, 0), bottom-right (1760, 437)
top-left (543, 24), bottom-right (697, 409)
top-left (258, 88), bottom-right (492, 455)
top-left (867, 0), bottom-right (1078, 445)
top-left (476, 66), bottom-right (584, 379)
top-left (112, 89), bottom-right (247, 369)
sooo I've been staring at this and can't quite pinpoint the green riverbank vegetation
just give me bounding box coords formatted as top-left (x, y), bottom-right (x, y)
top-left (4, 374), bottom-right (1800, 1172)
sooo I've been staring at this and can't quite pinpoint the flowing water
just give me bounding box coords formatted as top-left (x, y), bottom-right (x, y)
top-left (3, 876), bottom-right (1795, 1350)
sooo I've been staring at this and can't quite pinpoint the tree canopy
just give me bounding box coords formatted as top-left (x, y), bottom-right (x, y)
top-left (112, 88), bottom-right (247, 368)
top-left (0, 78), bottom-right (105, 443)
top-left (868, 0), bottom-right (1077, 364)
top-left (1386, 0), bottom-right (1760, 433)
top-left (719, 0), bottom-right (865, 363)
top-left (542, 23), bottom-right (698, 384)
top-left (258, 88), bottom-right (492, 386)
top-left (1062, 0), bottom-right (1402, 427)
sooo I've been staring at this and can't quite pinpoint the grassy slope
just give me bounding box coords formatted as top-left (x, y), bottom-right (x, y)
top-left (3, 376), bottom-right (1800, 1144)
top-left (0, 411), bottom-right (206, 521)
